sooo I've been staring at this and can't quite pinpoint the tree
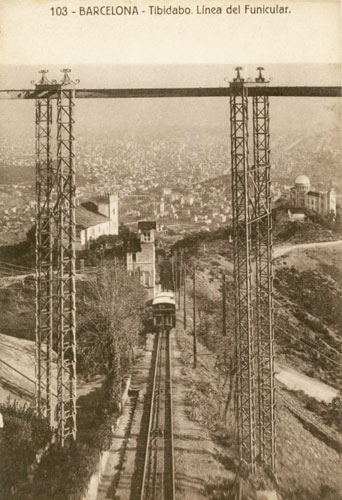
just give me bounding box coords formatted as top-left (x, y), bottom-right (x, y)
top-left (77, 265), bottom-right (147, 414)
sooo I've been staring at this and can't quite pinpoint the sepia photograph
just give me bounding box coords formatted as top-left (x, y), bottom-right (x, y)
top-left (0, 1), bottom-right (341, 499)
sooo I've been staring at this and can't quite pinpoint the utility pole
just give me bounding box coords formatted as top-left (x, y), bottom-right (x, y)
top-left (171, 255), bottom-right (175, 292)
top-left (178, 250), bottom-right (182, 309)
top-left (193, 263), bottom-right (197, 369)
top-left (183, 263), bottom-right (187, 329)
top-left (175, 251), bottom-right (178, 298)
top-left (114, 257), bottom-right (118, 282)
top-left (222, 273), bottom-right (226, 337)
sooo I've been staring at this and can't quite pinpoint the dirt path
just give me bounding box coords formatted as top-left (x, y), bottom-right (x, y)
top-left (0, 333), bottom-right (104, 418)
top-left (171, 326), bottom-right (235, 500)
top-left (275, 362), bottom-right (338, 403)
top-left (273, 239), bottom-right (342, 259)
top-left (0, 333), bottom-right (58, 405)
top-left (171, 328), bottom-right (215, 500)
top-left (96, 334), bottom-right (155, 500)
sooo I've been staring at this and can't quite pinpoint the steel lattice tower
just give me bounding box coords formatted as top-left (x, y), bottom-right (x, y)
top-left (34, 71), bottom-right (55, 425)
top-left (252, 69), bottom-right (276, 473)
top-left (230, 67), bottom-right (276, 474)
top-left (230, 69), bottom-right (257, 471)
top-left (34, 69), bottom-right (78, 445)
top-left (56, 70), bottom-right (78, 445)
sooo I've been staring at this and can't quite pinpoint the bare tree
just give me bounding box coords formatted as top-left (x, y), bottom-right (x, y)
top-left (77, 264), bottom-right (147, 414)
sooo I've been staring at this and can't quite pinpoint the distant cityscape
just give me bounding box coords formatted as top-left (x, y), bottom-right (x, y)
top-left (0, 125), bottom-right (341, 246)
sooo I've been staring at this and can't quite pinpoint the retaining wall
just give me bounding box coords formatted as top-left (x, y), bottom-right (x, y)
top-left (81, 375), bottom-right (131, 500)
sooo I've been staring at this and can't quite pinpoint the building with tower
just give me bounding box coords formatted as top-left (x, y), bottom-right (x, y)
top-left (290, 175), bottom-right (336, 217)
top-left (126, 220), bottom-right (156, 299)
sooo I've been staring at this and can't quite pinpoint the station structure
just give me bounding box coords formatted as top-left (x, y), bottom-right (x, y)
top-left (1, 71), bottom-right (340, 471)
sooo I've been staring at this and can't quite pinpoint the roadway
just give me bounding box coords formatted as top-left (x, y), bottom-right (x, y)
top-left (273, 239), bottom-right (342, 259)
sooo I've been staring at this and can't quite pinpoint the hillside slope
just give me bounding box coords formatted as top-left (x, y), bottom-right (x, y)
top-left (274, 244), bottom-right (342, 388)
top-left (0, 333), bottom-right (57, 405)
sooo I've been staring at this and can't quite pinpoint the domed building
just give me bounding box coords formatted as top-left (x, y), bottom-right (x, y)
top-left (290, 175), bottom-right (311, 207)
top-left (294, 174), bottom-right (311, 189)
top-left (290, 175), bottom-right (336, 216)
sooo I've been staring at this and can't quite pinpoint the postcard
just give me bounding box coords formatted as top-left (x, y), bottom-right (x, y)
top-left (0, 1), bottom-right (341, 499)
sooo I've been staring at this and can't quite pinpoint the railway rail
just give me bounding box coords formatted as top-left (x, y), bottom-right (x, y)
top-left (139, 330), bottom-right (175, 500)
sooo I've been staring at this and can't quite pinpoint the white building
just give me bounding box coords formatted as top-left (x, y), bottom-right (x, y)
top-left (290, 175), bottom-right (336, 217)
top-left (76, 193), bottom-right (118, 249)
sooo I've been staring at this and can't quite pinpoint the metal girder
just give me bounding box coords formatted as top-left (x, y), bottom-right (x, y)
top-left (56, 73), bottom-right (77, 445)
top-left (0, 85), bottom-right (341, 100)
top-left (35, 91), bottom-right (54, 425)
top-left (230, 78), bottom-right (257, 471)
top-left (252, 91), bottom-right (276, 474)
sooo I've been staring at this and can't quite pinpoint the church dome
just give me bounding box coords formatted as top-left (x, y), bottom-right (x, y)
top-left (294, 174), bottom-right (310, 186)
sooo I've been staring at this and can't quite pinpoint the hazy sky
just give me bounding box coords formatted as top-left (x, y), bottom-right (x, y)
top-left (0, 0), bottom-right (340, 141)
top-left (0, 63), bottom-right (341, 89)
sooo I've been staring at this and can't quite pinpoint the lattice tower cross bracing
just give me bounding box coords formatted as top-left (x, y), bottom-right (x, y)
top-left (34, 70), bottom-right (78, 445)
top-left (230, 68), bottom-right (276, 474)
top-left (56, 75), bottom-right (77, 445)
top-left (252, 87), bottom-right (276, 473)
top-left (230, 77), bottom-right (257, 471)
top-left (35, 74), bottom-right (54, 426)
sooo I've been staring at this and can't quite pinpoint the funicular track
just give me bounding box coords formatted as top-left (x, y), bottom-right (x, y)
top-left (139, 329), bottom-right (175, 500)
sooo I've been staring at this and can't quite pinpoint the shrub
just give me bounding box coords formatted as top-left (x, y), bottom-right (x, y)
top-left (30, 384), bottom-right (120, 500)
top-left (325, 395), bottom-right (342, 431)
top-left (32, 442), bottom-right (100, 500)
top-left (0, 399), bottom-right (52, 500)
